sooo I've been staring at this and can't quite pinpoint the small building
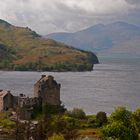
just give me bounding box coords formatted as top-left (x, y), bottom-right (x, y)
top-left (0, 90), bottom-right (14, 111)
top-left (34, 75), bottom-right (61, 106)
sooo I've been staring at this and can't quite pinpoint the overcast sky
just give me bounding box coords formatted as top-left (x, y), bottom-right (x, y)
top-left (0, 0), bottom-right (140, 35)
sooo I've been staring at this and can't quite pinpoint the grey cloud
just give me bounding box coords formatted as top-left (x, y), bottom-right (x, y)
top-left (0, 0), bottom-right (140, 35)
top-left (125, 0), bottom-right (140, 4)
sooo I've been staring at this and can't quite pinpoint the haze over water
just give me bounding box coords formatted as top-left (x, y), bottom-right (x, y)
top-left (0, 58), bottom-right (140, 114)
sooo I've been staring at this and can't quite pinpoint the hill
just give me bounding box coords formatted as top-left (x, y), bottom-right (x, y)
top-left (0, 19), bottom-right (99, 71)
top-left (46, 22), bottom-right (140, 59)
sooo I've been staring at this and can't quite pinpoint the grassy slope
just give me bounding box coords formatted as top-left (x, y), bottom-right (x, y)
top-left (0, 19), bottom-right (99, 71)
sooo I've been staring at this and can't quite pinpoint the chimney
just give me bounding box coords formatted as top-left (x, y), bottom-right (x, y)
top-left (20, 93), bottom-right (24, 97)
top-left (0, 89), bottom-right (3, 92)
top-left (41, 75), bottom-right (46, 78)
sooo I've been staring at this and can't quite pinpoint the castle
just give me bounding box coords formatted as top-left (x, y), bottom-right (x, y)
top-left (0, 75), bottom-right (61, 119)
top-left (34, 75), bottom-right (61, 106)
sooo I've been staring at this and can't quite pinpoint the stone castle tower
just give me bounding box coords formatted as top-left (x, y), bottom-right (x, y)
top-left (34, 75), bottom-right (61, 106)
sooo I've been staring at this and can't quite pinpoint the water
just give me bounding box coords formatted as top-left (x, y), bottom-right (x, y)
top-left (0, 59), bottom-right (140, 114)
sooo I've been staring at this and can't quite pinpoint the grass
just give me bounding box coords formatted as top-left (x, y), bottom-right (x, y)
top-left (0, 112), bottom-right (16, 130)
top-left (78, 128), bottom-right (102, 139)
top-left (0, 112), bottom-right (16, 138)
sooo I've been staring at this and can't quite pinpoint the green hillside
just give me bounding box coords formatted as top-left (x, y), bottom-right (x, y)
top-left (0, 19), bottom-right (99, 71)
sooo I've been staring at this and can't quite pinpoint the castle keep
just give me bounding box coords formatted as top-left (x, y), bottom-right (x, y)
top-left (34, 75), bottom-right (61, 106)
top-left (0, 75), bottom-right (61, 119)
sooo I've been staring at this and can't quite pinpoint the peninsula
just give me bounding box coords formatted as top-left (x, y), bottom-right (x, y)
top-left (0, 19), bottom-right (99, 72)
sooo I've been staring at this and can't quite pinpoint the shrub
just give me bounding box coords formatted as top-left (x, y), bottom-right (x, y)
top-left (87, 115), bottom-right (97, 127)
top-left (38, 103), bottom-right (66, 118)
top-left (109, 107), bottom-right (132, 127)
top-left (102, 121), bottom-right (138, 140)
top-left (96, 111), bottom-right (107, 126)
top-left (65, 108), bottom-right (86, 119)
top-left (50, 115), bottom-right (79, 140)
top-left (48, 133), bottom-right (64, 140)
top-left (102, 107), bottom-right (138, 140)
top-left (132, 108), bottom-right (140, 133)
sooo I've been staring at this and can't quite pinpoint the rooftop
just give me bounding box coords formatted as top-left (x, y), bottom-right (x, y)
top-left (35, 75), bottom-right (54, 84)
top-left (0, 90), bottom-right (10, 98)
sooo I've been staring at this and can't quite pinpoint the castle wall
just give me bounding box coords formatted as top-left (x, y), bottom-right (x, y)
top-left (20, 107), bottom-right (34, 120)
top-left (18, 96), bottom-right (42, 120)
top-left (0, 75), bottom-right (61, 120)
top-left (34, 82), bottom-right (41, 97)
top-left (4, 93), bottom-right (14, 110)
top-left (0, 92), bottom-right (14, 111)
top-left (34, 75), bottom-right (61, 106)
top-left (0, 98), bottom-right (4, 111)
top-left (43, 86), bottom-right (60, 105)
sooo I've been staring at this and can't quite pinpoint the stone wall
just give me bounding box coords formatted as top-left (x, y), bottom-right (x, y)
top-left (34, 75), bottom-right (61, 106)
top-left (0, 75), bottom-right (61, 120)
top-left (0, 91), bottom-right (14, 111)
top-left (0, 97), bottom-right (3, 111)
top-left (17, 95), bottom-right (42, 120)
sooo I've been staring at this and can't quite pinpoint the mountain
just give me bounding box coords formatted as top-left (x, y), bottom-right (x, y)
top-left (46, 22), bottom-right (140, 59)
top-left (0, 19), bottom-right (99, 71)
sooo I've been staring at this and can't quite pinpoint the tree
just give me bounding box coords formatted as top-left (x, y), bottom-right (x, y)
top-left (96, 111), bottom-right (107, 126)
top-left (102, 121), bottom-right (138, 140)
top-left (102, 107), bottom-right (138, 140)
top-left (109, 107), bottom-right (132, 127)
top-left (132, 108), bottom-right (140, 133)
top-left (42, 103), bottom-right (66, 118)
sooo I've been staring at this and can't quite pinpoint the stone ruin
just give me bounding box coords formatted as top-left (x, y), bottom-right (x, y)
top-left (0, 75), bottom-right (61, 120)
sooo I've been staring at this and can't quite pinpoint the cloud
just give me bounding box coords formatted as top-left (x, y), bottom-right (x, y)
top-left (125, 0), bottom-right (140, 4)
top-left (0, 0), bottom-right (140, 35)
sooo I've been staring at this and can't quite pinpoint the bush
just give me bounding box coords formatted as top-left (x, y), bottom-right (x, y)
top-left (50, 115), bottom-right (79, 140)
top-left (65, 108), bottom-right (86, 119)
top-left (43, 103), bottom-right (66, 117)
top-left (102, 107), bottom-right (138, 140)
top-left (102, 121), bottom-right (138, 140)
top-left (87, 115), bottom-right (97, 128)
top-left (96, 112), bottom-right (107, 126)
top-left (48, 133), bottom-right (64, 140)
top-left (109, 107), bottom-right (132, 127)
top-left (132, 108), bottom-right (140, 133)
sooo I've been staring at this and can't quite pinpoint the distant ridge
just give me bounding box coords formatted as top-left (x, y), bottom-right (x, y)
top-left (46, 21), bottom-right (140, 58)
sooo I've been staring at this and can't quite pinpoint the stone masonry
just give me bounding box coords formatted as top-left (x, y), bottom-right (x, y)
top-left (0, 75), bottom-right (61, 119)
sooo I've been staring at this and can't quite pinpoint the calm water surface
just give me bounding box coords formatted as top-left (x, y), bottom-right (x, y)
top-left (0, 60), bottom-right (140, 114)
